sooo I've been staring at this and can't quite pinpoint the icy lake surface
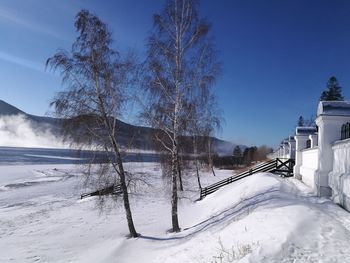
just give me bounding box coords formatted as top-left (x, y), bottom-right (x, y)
top-left (0, 146), bottom-right (159, 165)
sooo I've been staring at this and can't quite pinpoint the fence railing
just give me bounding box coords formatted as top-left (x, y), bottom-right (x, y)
top-left (199, 158), bottom-right (295, 199)
top-left (80, 184), bottom-right (122, 199)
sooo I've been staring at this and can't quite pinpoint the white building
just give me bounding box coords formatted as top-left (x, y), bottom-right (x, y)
top-left (273, 101), bottom-right (350, 211)
top-left (267, 136), bottom-right (296, 160)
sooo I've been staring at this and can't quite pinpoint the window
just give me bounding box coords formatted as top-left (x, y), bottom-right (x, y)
top-left (341, 123), bottom-right (350, 140)
top-left (306, 139), bottom-right (311, 148)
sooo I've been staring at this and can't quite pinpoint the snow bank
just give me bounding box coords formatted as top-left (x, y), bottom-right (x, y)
top-left (1, 163), bottom-right (350, 262)
top-left (317, 101), bottom-right (350, 116)
top-left (151, 173), bottom-right (350, 263)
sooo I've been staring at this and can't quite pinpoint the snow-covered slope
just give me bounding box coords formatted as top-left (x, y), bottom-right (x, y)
top-left (1, 163), bottom-right (350, 262)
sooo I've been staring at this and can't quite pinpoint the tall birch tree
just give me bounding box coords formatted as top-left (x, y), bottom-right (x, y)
top-left (143, 0), bottom-right (220, 232)
top-left (46, 10), bottom-right (139, 238)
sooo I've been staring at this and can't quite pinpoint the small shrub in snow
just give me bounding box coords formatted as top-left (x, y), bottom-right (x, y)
top-left (211, 238), bottom-right (256, 263)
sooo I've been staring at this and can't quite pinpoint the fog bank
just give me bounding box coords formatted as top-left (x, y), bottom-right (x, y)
top-left (0, 114), bottom-right (69, 148)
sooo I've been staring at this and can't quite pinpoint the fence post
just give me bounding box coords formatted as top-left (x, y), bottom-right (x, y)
top-left (201, 188), bottom-right (206, 199)
top-left (275, 158), bottom-right (278, 169)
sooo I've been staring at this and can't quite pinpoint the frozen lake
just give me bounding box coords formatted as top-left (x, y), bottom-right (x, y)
top-left (0, 146), bottom-right (159, 165)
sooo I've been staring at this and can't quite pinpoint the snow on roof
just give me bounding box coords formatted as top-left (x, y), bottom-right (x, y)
top-left (317, 101), bottom-right (350, 117)
top-left (281, 136), bottom-right (295, 144)
top-left (296, 126), bottom-right (317, 135)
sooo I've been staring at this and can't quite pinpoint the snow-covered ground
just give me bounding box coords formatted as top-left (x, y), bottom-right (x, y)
top-left (1, 162), bottom-right (350, 262)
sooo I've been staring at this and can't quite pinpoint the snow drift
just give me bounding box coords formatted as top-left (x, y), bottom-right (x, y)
top-left (1, 162), bottom-right (350, 262)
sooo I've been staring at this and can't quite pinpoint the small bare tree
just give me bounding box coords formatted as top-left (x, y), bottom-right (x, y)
top-left (46, 10), bottom-right (139, 238)
top-left (189, 94), bottom-right (222, 190)
top-left (142, 0), bottom-right (220, 232)
top-left (200, 94), bottom-right (222, 177)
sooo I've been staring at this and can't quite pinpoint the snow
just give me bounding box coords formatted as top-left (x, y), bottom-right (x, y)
top-left (295, 126), bottom-right (317, 136)
top-left (1, 162), bottom-right (350, 262)
top-left (318, 101), bottom-right (350, 116)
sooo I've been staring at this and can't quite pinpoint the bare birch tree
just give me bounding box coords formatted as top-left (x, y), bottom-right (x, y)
top-left (46, 10), bottom-right (139, 238)
top-left (142, 0), bottom-right (220, 232)
top-left (189, 33), bottom-right (222, 181)
top-left (203, 97), bottom-right (222, 176)
top-left (189, 94), bottom-right (222, 190)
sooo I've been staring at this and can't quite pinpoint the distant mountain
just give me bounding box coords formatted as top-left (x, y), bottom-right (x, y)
top-left (0, 99), bottom-right (25, 115)
top-left (0, 99), bottom-right (240, 154)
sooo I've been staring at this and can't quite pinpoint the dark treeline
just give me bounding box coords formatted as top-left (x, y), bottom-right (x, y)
top-left (212, 145), bottom-right (273, 169)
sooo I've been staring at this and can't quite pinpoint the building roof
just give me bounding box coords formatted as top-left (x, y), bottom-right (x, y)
top-left (317, 101), bottom-right (350, 117)
top-left (295, 126), bottom-right (317, 135)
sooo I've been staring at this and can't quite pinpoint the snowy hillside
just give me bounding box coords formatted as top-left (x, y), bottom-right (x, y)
top-left (1, 163), bottom-right (350, 262)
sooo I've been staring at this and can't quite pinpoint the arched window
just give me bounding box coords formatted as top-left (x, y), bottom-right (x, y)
top-left (341, 123), bottom-right (350, 140)
top-left (306, 139), bottom-right (311, 148)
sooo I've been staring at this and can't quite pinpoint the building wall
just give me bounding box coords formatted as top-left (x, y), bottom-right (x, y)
top-left (329, 139), bottom-right (350, 211)
top-left (267, 145), bottom-right (292, 160)
top-left (291, 101), bottom-right (350, 211)
top-left (300, 147), bottom-right (319, 190)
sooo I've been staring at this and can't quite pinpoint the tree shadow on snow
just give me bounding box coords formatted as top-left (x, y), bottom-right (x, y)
top-left (140, 186), bottom-right (304, 242)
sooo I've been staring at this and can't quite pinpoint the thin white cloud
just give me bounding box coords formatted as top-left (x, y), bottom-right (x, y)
top-left (0, 51), bottom-right (44, 73)
top-left (0, 7), bottom-right (63, 40)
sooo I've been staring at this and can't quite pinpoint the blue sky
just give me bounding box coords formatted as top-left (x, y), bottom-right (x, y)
top-left (1, 0), bottom-right (350, 147)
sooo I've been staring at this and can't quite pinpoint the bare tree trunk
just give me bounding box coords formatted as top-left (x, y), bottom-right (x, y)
top-left (97, 89), bottom-right (139, 238)
top-left (194, 136), bottom-right (202, 190)
top-left (171, 7), bottom-right (182, 230)
top-left (210, 165), bottom-right (216, 177)
top-left (115, 150), bottom-right (139, 238)
top-left (177, 153), bottom-right (184, 191)
top-left (171, 145), bottom-right (180, 232)
top-left (195, 159), bottom-right (202, 190)
top-left (107, 128), bottom-right (139, 238)
top-left (208, 137), bottom-right (216, 176)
